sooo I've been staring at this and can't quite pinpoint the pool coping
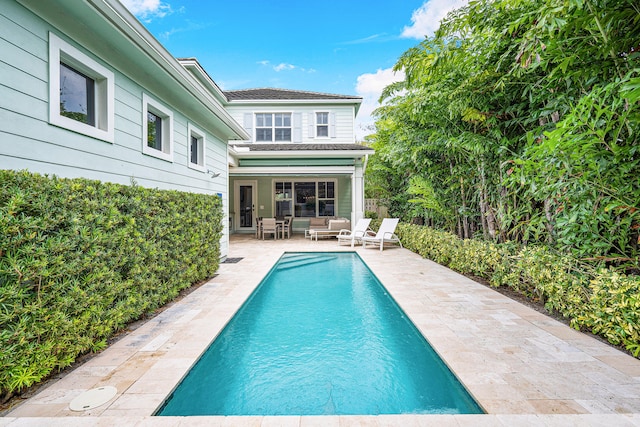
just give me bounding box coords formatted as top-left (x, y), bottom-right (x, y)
top-left (4, 234), bottom-right (640, 426)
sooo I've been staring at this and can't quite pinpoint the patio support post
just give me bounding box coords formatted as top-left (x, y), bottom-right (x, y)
top-left (352, 160), bottom-right (365, 224)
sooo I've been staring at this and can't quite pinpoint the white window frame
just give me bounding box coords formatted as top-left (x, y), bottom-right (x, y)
top-left (48, 32), bottom-right (115, 142)
top-left (142, 93), bottom-right (173, 162)
top-left (255, 112), bottom-right (292, 142)
top-left (187, 123), bottom-right (206, 172)
top-left (273, 179), bottom-right (338, 218)
top-left (315, 111), bottom-right (330, 139)
top-left (317, 181), bottom-right (336, 216)
top-left (274, 181), bottom-right (293, 217)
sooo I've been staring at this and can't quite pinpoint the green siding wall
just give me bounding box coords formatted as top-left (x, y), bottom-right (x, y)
top-left (337, 175), bottom-right (351, 215)
top-left (0, 1), bottom-right (231, 254)
top-left (0, 1), bottom-right (227, 194)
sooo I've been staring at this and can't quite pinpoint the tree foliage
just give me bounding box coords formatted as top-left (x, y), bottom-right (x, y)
top-left (367, 0), bottom-right (640, 270)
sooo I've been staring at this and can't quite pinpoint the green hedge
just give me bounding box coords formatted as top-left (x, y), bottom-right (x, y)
top-left (0, 170), bottom-right (224, 399)
top-left (396, 223), bottom-right (640, 357)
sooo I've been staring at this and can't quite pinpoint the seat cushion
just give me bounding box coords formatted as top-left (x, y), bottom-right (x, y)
top-left (328, 219), bottom-right (350, 231)
top-left (308, 218), bottom-right (327, 229)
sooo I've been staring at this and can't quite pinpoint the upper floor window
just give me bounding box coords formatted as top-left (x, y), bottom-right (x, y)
top-left (188, 123), bottom-right (206, 172)
top-left (147, 111), bottom-right (163, 150)
top-left (316, 112), bottom-right (329, 138)
top-left (142, 94), bottom-right (173, 162)
top-left (308, 112), bottom-right (335, 139)
top-left (60, 64), bottom-right (95, 126)
top-left (255, 113), bottom-right (291, 142)
top-left (49, 32), bottom-right (115, 142)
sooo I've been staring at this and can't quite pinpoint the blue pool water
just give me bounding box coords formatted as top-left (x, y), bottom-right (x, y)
top-left (157, 252), bottom-right (483, 416)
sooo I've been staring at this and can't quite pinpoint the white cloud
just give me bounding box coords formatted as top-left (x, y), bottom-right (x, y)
top-left (258, 61), bottom-right (315, 73)
top-left (354, 68), bottom-right (405, 140)
top-left (273, 63), bottom-right (296, 72)
top-left (401, 0), bottom-right (468, 39)
top-left (158, 20), bottom-right (206, 40)
top-left (121, 0), bottom-right (173, 22)
top-left (340, 33), bottom-right (394, 45)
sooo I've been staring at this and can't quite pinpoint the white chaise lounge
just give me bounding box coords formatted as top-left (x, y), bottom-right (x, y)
top-left (337, 218), bottom-right (373, 247)
top-left (362, 218), bottom-right (403, 251)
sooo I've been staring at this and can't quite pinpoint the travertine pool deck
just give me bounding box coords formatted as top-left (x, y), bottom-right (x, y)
top-left (3, 234), bottom-right (640, 426)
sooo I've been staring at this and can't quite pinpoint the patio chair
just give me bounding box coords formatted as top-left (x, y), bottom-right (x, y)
top-left (362, 218), bottom-right (403, 251)
top-left (255, 217), bottom-right (262, 239)
top-left (282, 216), bottom-right (293, 239)
top-left (262, 218), bottom-right (278, 240)
top-left (337, 218), bottom-right (372, 247)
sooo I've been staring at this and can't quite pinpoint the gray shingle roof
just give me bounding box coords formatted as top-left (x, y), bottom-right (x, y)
top-left (224, 88), bottom-right (361, 101)
top-left (231, 143), bottom-right (372, 152)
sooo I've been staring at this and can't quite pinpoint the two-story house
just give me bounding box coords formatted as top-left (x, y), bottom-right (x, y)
top-left (224, 88), bottom-right (373, 235)
top-left (1, 0), bottom-right (372, 257)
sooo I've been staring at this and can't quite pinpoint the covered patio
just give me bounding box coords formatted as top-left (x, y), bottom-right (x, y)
top-left (228, 143), bottom-right (373, 238)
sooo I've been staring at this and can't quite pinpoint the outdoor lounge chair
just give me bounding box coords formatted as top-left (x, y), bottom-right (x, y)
top-left (337, 218), bottom-right (373, 247)
top-left (362, 218), bottom-right (403, 251)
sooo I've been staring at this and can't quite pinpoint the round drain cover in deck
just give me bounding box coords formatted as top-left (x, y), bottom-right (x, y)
top-left (69, 386), bottom-right (117, 411)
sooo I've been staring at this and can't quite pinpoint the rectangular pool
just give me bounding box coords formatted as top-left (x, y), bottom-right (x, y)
top-left (157, 252), bottom-right (483, 416)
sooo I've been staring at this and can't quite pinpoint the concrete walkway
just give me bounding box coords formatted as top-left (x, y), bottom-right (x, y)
top-left (3, 234), bottom-right (640, 426)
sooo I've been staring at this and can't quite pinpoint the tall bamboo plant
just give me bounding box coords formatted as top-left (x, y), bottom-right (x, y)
top-left (367, 0), bottom-right (639, 270)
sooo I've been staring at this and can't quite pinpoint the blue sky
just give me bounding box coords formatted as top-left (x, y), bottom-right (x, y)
top-left (121, 0), bottom-right (468, 139)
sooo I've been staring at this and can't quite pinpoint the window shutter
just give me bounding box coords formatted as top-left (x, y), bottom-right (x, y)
top-left (308, 112), bottom-right (315, 138)
top-left (293, 113), bottom-right (302, 143)
top-left (329, 112), bottom-right (336, 138)
top-left (243, 113), bottom-right (253, 141)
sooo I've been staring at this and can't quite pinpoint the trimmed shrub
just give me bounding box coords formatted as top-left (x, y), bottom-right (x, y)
top-left (0, 170), bottom-right (224, 399)
top-left (580, 270), bottom-right (640, 356)
top-left (396, 223), bottom-right (640, 357)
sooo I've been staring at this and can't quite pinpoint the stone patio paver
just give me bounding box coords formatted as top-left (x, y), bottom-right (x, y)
top-left (4, 234), bottom-right (640, 426)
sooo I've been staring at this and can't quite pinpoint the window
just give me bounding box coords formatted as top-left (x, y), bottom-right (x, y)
top-left (275, 182), bottom-right (292, 217)
top-left (187, 123), bottom-right (206, 171)
top-left (316, 112), bottom-right (329, 138)
top-left (147, 111), bottom-right (162, 150)
top-left (318, 181), bottom-right (335, 216)
top-left (255, 113), bottom-right (291, 142)
top-left (295, 182), bottom-right (316, 217)
top-left (142, 94), bottom-right (173, 162)
top-left (48, 32), bottom-right (115, 142)
top-left (60, 64), bottom-right (95, 126)
top-left (275, 180), bottom-right (336, 217)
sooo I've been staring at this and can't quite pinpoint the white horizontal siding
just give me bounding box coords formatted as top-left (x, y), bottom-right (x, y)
top-left (226, 104), bottom-right (356, 144)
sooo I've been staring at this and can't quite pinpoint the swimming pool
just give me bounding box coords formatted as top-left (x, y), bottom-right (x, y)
top-left (157, 252), bottom-right (483, 416)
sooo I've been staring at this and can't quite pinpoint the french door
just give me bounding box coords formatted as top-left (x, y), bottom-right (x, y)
top-left (234, 180), bottom-right (257, 232)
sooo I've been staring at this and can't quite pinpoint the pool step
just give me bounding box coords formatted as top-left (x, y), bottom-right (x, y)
top-left (280, 254), bottom-right (319, 262)
top-left (276, 255), bottom-right (337, 271)
top-left (278, 254), bottom-right (323, 266)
